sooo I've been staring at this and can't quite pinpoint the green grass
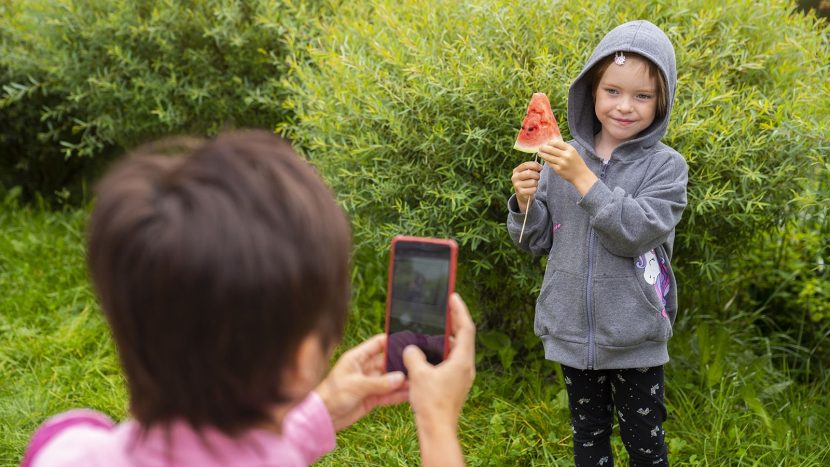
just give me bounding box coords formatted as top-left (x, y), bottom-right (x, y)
top-left (0, 196), bottom-right (127, 465)
top-left (1, 198), bottom-right (829, 466)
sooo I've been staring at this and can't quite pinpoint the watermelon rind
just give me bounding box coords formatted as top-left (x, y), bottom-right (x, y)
top-left (513, 140), bottom-right (544, 153)
top-left (513, 134), bottom-right (563, 153)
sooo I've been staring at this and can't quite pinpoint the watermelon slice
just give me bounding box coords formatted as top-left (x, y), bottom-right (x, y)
top-left (513, 93), bottom-right (562, 153)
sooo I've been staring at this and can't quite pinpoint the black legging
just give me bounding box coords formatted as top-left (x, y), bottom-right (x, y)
top-left (561, 364), bottom-right (669, 466)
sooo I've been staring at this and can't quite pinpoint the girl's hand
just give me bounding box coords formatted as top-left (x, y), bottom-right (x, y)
top-left (403, 293), bottom-right (475, 467)
top-left (511, 161), bottom-right (543, 212)
top-left (315, 334), bottom-right (408, 432)
top-left (538, 140), bottom-right (598, 196)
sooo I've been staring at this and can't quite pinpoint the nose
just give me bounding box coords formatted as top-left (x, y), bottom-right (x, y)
top-left (616, 97), bottom-right (633, 113)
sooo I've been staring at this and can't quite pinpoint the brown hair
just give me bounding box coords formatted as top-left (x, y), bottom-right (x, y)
top-left (87, 130), bottom-right (351, 435)
top-left (590, 51), bottom-right (668, 122)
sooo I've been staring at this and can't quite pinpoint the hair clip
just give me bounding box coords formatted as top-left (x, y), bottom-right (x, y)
top-left (614, 51), bottom-right (626, 66)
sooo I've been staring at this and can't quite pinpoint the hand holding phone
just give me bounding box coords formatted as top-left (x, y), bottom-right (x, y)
top-left (403, 293), bottom-right (475, 467)
top-left (384, 236), bottom-right (457, 375)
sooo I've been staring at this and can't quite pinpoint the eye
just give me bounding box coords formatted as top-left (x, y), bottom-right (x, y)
top-left (636, 93), bottom-right (654, 100)
top-left (604, 88), bottom-right (619, 95)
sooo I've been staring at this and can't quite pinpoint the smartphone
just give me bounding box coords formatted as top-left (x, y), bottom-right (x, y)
top-left (384, 236), bottom-right (457, 375)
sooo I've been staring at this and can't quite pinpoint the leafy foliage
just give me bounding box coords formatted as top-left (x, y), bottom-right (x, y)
top-left (3, 0), bottom-right (827, 336)
top-left (0, 0), bottom-right (331, 201)
top-left (281, 0), bottom-right (830, 339)
top-left (734, 177), bottom-right (830, 375)
top-left (667, 2), bottom-right (829, 286)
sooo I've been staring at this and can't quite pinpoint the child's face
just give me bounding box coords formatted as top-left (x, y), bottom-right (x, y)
top-left (594, 55), bottom-right (658, 147)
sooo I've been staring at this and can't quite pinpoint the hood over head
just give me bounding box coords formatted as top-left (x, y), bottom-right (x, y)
top-left (567, 20), bottom-right (677, 159)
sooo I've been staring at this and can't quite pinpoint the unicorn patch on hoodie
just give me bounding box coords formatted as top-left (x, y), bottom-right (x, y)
top-left (636, 250), bottom-right (670, 318)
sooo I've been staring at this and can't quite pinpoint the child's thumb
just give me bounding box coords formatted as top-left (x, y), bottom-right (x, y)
top-left (402, 345), bottom-right (427, 374)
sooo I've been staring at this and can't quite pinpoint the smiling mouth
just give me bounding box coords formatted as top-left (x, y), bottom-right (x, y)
top-left (613, 118), bottom-right (635, 125)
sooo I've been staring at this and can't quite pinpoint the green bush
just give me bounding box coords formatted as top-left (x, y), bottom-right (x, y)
top-left (1, 1), bottom-right (97, 203)
top-left (3, 0), bottom-right (828, 364)
top-left (734, 174), bottom-right (830, 377)
top-left (282, 0), bottom-right (830, 341)
top-left (0, 0), bottom-right (330, 202)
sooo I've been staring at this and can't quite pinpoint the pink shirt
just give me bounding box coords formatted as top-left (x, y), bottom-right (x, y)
top-left (22, 392), bottom-right (336, 467)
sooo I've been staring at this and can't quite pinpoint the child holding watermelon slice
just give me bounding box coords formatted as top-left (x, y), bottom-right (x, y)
top-left (507, 20), bottom-right (688, 466)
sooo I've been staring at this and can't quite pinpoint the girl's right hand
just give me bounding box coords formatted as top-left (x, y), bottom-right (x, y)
top-left (403, 293), bottom-right (475, 467)
top-left (511, 161), bottom-right (543, 212)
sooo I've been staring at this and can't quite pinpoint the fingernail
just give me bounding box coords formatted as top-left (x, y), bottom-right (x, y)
top-left (387, 372), bottom-right (405, 384)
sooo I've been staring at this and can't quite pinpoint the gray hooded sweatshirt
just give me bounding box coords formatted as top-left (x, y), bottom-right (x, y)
top-left (507, 20), bottom-right (688, 370)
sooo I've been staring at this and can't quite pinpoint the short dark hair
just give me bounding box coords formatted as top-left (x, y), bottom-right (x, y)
top-left (87, 130), bottom-right (351, 435)
top-left (590, 51), bottom-right (668, 122)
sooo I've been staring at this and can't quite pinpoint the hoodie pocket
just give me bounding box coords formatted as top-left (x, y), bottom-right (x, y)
top-left (534, 269), bottom-right (587, 342)
top-left (592, 270), bottom-right (671, 348)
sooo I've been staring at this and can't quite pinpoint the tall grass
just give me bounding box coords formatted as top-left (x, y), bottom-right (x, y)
top-left (0, 192), bottom-right (126, 464)
top-left (1, 196), bottom-right (828, 465)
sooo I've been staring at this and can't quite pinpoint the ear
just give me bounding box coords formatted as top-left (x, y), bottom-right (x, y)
top-left (281, 333), bottom-right (328, 401)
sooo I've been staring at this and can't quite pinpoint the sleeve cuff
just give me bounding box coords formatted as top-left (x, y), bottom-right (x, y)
top-left (577, 180), bottom-right (614, 219)
top-left (507, 194), bottom-right (522, 215)
top-left (507, 194), bottom-right (537, 226)
top-left (306, 391), bottom-right (336, 451)
top-left (283, 391), bottom-right (336, 461)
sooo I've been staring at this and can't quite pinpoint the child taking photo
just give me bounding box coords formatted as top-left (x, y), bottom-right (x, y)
top-left (508, 20), bottom-right (688, 466)
top-left (23, 130), bottom-right (475, 466)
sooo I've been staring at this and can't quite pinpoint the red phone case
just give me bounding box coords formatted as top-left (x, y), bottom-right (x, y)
top-left (384, 235), bottom-right (457, 373)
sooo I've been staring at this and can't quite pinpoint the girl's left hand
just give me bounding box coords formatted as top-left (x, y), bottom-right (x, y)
top-left (316, 334), bottom-right (409, 431)
top-left (538, 140), bottom-right (598, 196)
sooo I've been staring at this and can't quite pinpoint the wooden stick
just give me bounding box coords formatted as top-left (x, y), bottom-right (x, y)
top-left (518, 153), bottom-right (539, 244)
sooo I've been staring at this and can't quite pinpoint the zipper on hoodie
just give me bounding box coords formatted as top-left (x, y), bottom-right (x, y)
top-left (586, 159), bottom-right (610, 369)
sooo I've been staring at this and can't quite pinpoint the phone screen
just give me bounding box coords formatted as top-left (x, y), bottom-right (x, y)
top-left (385, 240), bottom-right (453, 374)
